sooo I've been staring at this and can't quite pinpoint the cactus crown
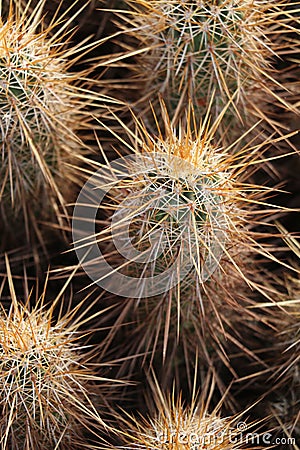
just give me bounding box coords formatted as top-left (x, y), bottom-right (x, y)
top-left (113, 375), bottom-right (253, 449)
top-left (91, 106), bottom-right (277, 301)
top-left (0, 261), bottom-right (106, 448)
top-left (115, 0), bottom-right (295, 126)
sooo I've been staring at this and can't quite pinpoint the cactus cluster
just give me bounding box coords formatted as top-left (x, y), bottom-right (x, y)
top-left (0, 0), bottom-right (299, 449)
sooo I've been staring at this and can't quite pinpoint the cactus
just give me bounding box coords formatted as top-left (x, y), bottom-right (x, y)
top-left (112, 0), bottom-right (297, 130)
top-left (270, 232), bottom-right (300, 389)
top-left (267, 277), bottom-right (300, 446)
top-left (254, 232), bottom-right (300, 448)
top-left (268, 395), bottom-right (299, 448)
top-left (73, 105), bottom-right (287, 377)
top-left (0, 260), bottom-right (109, 449)
top-left (111, 374), bottom-right (255, 449)
top-left (264, 303), bottom-right (300, 448)
top-left (0, 0), bottom-right (103, 247)
top-left (0, 0), bottom-right (297, 447)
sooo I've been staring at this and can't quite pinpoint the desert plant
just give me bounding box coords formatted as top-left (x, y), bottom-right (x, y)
top-left (267, 231), bottom-right (300, 386)
top-left (0, 0), bottom-right (112, 248)
top-left (264, 294), bottom-right (300, 448)
top-left (0, 258), bottom-right (112, 449)
top-left (250, 231), bottom-right (300, 448)
top-left (109, 373), bottom-right (257, 449)
top-left (110, 0), bottom-right (298, 134)
top-left (269, 280), bottom-right (300, 445)
top-left (72, 104), bottom-right (290, 380)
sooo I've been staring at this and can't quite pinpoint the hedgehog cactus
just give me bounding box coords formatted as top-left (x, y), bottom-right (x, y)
top-left (269, 233), bottom-right (300, 388)
top-left (267, 276), bottom-right (300, 444)
top-left (74, 109), bottom-right (238, 297)
top-left (73, 106), bottom-right (285, 371)
top-left (113, 0), bottom-right (296, 128)
top-left (76, 107), bottom-right (282, 295)
top-left (112, 376), bottom-right (253, 449)
top-left (264, 308), bottom-right (300, 446)
top-left (256, 230), bottom-right (300, 447)
top-left (0, 0), bottom-right (99, 246)
top-left (0, 264), bottom-right (107, 448)
top-left (269, 393), bottom-right (300, 446)
top-left (108, 134), bottom-right (232, 295)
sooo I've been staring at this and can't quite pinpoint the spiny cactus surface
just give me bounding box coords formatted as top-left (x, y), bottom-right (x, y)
top-left (0, 0), bottom-right (102, 246)
top-left (112, 0), bottom-right (298, 129)
top-left (0, 262), bottom-right (107, 449)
